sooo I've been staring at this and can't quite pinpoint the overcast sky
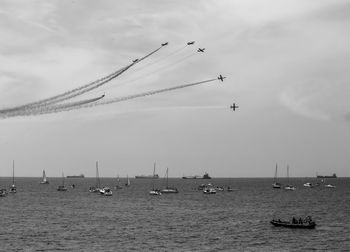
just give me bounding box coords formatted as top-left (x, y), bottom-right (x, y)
top-left (1, 0), bottom-right (349, 178)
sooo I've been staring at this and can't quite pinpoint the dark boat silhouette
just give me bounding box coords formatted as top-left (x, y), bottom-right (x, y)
top-left (270, 217), bottom-right (316, 229)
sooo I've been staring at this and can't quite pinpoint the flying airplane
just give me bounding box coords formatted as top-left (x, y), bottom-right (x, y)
top-left (187, 41), bottom-right (195, 45)
top-left (218, 75), bottom-right (226, 82)
top-left (197, 48), bottom-right (205, 52)
top-left (161, 42), bottom-right (168, 46)
top-left (230, 103), bottom-right (239, 111)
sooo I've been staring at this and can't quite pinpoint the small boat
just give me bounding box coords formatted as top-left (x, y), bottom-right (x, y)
top-left (203, 187), bottom-right (216, 194)
top-left (100, 187), bottom-right (113, 196)
top-left (324, 184), bottom-right (336, 188)
top-left (284, 165), bottom-right (296, 191)
top-left (149, 162), bottom-right (161, 196)
top-left (160, 168), bottom-right (179, 194)
top-left (40, 170), bottom-right (49, 184)
top-left (270, 217), bottom-right (316, 229)
top-left (303, 182), bottom-right (313, 187)
top-left (125, 175), bottom-right (130, 187)
top-left (115, 175), bottom-right (123, 189)
top-left (0, 189), bottom-right (8, 197)
top-left (57, 172), bottom-right (68, 191)
top-left (9, 160), bottom-right (17, 193)
top-left (272, 163), bottom-right (282, 189)
top-left (89, 161), bottom-right (101, 193)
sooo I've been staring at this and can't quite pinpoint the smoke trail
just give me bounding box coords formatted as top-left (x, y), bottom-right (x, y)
top-left (0, 45), bottom-right (163, 114)
top-left (2, 78), bottom-right (218, 118)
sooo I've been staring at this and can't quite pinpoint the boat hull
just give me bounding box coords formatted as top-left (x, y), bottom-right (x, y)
top-left (270, 220), bottom-right (316, 229)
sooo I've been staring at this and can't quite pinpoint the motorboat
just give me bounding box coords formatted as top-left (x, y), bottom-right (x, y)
top-left (271, 217), bottom-right (316, 229)
top-left (203, 187), bottom-right (216, 194)
top-left (324, 184), bottom-right (336, 188)
top-left (149, 189), bottom-right (162, 196)
top-left (100, 187), bottom-right (112, 196)
top-left (303, 182), bottom-right (313, 187)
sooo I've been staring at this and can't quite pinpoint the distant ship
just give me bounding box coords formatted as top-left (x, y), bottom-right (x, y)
top-left (67, 174), bottom-right (85, 178)
top-left (317, 173), bottom-right (337, 179)
top-left (182, 173), bottom-right (211, 179)
top-left (135, 174), bottom-right (159, 179)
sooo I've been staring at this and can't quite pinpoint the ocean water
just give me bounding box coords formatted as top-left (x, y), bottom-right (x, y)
top-left (0, 177), bottom-right (349, 251)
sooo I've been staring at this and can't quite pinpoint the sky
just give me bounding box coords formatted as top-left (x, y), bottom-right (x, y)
top-left (0, 0), bottom-right (350, 178)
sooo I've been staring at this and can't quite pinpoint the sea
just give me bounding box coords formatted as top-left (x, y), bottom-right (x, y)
top-left (0, 177), bottom-right (349, 251)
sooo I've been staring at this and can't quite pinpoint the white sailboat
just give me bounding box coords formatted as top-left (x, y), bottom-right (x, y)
top-left (115, 175), bottom-right (122, 189)
top-left (40, 170), bottom-right (49, 184)
top-left (149, 162), bottom-right (161, 196)
top-left (125, 175), bottom-right (130, 187)
top-left (9, 160), bottom-right (17, 193)
top-left (272, 163), bottom-right (282, 189)
top-left (57, 172), bottom-right (67, 191)
top-left (284, 165), bottom-right (296, 191)
top-left (89, 161), bottom-right (101, 193)
top-left (160, 167), bottom-right (178, 193)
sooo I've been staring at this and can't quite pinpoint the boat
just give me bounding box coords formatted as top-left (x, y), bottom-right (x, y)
top-left (317, 173), bottom-right (337, 179)
top-left (203, 184), bottom-right (216, 194)
top-left (115, 175), bottom-right (122, 189)
top-left (57, 172), bottom-right (68, 191)
top-left (89, 161), bottom-right (101, 193)
top-left (303, 182), bottom-right (313, 187)
top-left (66, 174), bottom-right (85, 178)
top-left (182, 175), bottom-right (200, 179)
top-left (149, 162), bottom-right (161, 196)
top-left (202, 172), bottom-right (211, 179)
top-left (125, 175), bottom-right (130, 187)
top-left (270, 216), bottom-right (316, 229)
top-left (272, 164), bottom-right (282, 189)
top-left (135, 174), bottom-right (159, 179)
top-left (160, 167), bottom-right (179, 194)
top-left (284, 165), bottom-right (296, 191)
top-left (100, 187), bottom-right (113, 196)
top-left (324, 184), bottom-right (336, 188)
top-left (40, 170), bottom-right (49, 184)
top-left (0, 189), bottom-right (7, 197)
top-left (9, 160), bottom-right (17, 193)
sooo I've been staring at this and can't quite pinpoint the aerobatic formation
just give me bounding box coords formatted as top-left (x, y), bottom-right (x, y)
top-left (0, 42), bottom-right (225, 119)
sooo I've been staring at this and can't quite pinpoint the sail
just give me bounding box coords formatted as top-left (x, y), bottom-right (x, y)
top-left (43, 170), bottom-right (47, 182)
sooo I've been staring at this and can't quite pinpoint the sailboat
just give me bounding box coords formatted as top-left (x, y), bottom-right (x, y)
top-left (149, 162), bottom-right (161, 196)
top-left (89, 161), bottom-right (101, 193)
top-left (9, 160), bottom-right (17, 193)
top-left (272, 163), bottom-right (282, 189)
top-left (125, 175), bottom-right (130, 187)
top-left (40, 170), bottom-right (49, 184)
top-left (284, 165), bottom-right (296, 191)
top-left (115, 175), bottom-right (123, 189)
top-left (57, 172), bottom-right (68, 191)
top-left (160, 167), bottom-right (178, 193)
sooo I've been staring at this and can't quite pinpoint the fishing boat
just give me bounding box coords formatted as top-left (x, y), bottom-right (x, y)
top-left (149, 162), bottom-right (161, 196)
top-left (160, 168), bottom-right (179, 194)
top-left (40, 170), bottom-right (49, 184)
top-left (272, 164), bottom-right (282, 189)
top-left (270, 216), bottom-right (316, 229)
top-left (9, 160), bottom-right (17, 193)
top-left (57, 172), bottom-right (68, 191)
top-left (284, 165), bottom-right (296, 191)
top-left (89, 161), bottom-right (101, 193)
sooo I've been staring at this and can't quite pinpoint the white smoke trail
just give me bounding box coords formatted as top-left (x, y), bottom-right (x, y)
top-left (2, 78), bottom-right (218, 118)
top-left (0, 45), bottom-right (163, 114)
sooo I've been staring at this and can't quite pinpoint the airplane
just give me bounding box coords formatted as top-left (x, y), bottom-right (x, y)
top-left (187, 41), bottom-right (195, 45)
top-left (132, 59), bottom-right (139, 63)
top-left (230, 103), bottom-right (239, 111)
top-left (197, 48), bottom-right (205, 52)
top-left (218, 74), bottom-right (226, 82)
top-left (161, 42), bottom-right (168, 46)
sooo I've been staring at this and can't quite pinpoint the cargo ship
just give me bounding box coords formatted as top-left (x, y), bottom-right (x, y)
top-left (317, 173), bottom-right (337, 178)
top-left (66, 174), bottom-right (85, 178)
top-left (182, 173), bottom-right (211, 179)
top-left (135, 174), bottom-right (159, 179)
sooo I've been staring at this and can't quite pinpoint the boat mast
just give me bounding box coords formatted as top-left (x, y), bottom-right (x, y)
top-left (12, 160), bottom-right (15, 185)
top-left (287, 165), bottom-right (289, 184)
top-left (166, 167), bottom-right (169, 189)
top-left (96, 161), bottom-right (100, 188)
top-left (152, 162), bottom-right (156, 190)
top-left (274, 163), bottom-right (278, 183)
